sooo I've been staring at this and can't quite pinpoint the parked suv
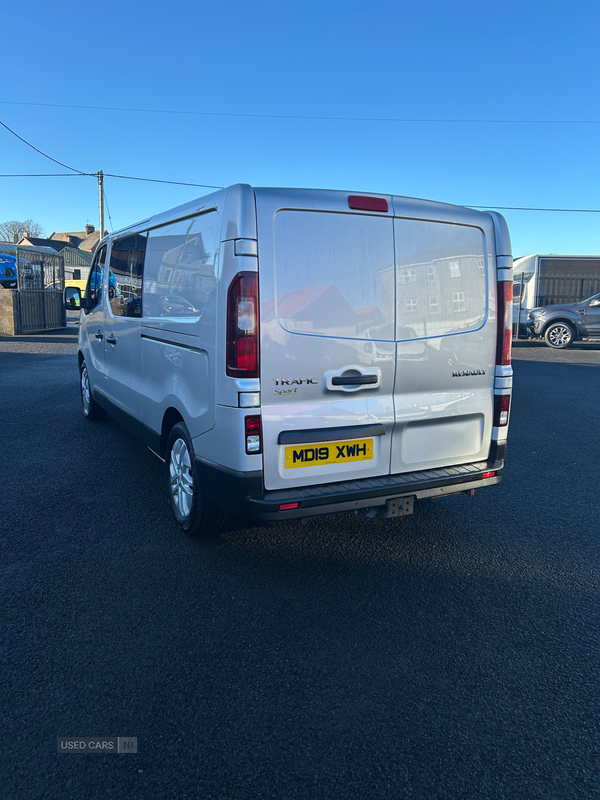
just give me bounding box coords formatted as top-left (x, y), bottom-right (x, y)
top-left (77, 184), bottom-right (513, 535)
top-left (527, 292), bottom-right (600, 348)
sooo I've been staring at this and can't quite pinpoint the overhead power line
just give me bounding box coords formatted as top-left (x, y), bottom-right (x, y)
top-left (0, 119), bottom-right (88, 173)
top-left (1, 173), bottom-right (598, 212)
top-left (2, 119), bottom-right (600, 212)
top-left (469, 205), bottom-right (600, 213)
top-left (0, 171), bottom-right (222, 187)
top-left (102, 173), bottom-right (222, 188)
top-left (0, 173), bottom-right (86, 177)
top-left (0, 120), bottom-right (222, 188)
top-left (1, 99), bottom-right (600, 126)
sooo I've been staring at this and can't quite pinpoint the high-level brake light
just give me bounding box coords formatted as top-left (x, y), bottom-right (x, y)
top-left (227, 272), bottom-right (259, 378)
top-left (348, 195), bottom-right (389, 213)
top-left (496, 280), bottom-right (513, 366)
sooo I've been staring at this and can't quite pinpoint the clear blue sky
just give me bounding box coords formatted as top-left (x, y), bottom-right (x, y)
top-left (1, 0), bottom-right (599, 257)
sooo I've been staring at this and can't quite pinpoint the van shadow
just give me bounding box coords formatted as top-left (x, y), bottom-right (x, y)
top-left (185, 495), bottom-right (594, 598)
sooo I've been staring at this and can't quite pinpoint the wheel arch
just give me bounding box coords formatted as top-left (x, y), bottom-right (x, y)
top-left (160, 407), bottom-right (185, 458)
top-left (542, 318), bottom-right (579, 340)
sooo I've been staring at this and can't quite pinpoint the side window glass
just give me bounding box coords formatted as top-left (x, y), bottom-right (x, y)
top-left (143, 213), bottom-right (218, 319)
top-left (108, 234), bottom-right (147, 318)
top-left (85, 245), bottom-right (106, 310)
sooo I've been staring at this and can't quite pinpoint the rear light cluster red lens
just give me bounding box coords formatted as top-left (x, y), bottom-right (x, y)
top-left (493, 394), bottom-right (510, 427)
top-left (348, 195), bottom-right (389, 213)
top-left (245, 415), bottom-right (262, 454)
top-left (227, 272), bottom-right (259, 378)
top-left (279, 502), bottom-right (299, 511)
top-left (496, 280), bottom-right (513, 366)
top-left (482, 471), bottom-right (496, 479)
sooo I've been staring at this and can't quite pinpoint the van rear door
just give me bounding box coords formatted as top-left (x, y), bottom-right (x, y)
top-left (389, 200), bottom-right (497, 473)
top-left (256, 189), bottom-right (396, 492)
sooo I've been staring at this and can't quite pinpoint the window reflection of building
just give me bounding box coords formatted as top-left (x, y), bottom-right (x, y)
top-left (452, 291), bottom-right (466, 312)
top-left (143, 213), bottom-right (218, 319)
top-left (389, 222), bottom-right (488, 340)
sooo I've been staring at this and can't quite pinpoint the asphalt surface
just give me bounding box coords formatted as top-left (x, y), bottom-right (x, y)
top-left (1, 330), bottom-right (599, 800)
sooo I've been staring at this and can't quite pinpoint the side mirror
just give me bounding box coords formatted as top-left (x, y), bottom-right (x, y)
top-left (589, 299), bottom-right (600, 308)
top-left (65, 287), bottom-right (83, 310)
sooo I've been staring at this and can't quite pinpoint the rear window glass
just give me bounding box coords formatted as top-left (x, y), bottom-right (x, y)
top-left (273, 210), bottom-right (395, 341)
top-left (394, 219), bottom-right (487, 340)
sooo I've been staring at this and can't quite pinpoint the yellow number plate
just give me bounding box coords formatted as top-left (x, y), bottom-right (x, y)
top-left (284, 438), bottom-right (374, 469)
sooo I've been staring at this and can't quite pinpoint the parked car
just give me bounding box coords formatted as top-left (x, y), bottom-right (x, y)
top-left (89, 268), bottom-right (118, 299)
top-left (77, 184), bottom-right (513, 535)
top-left (0, 254), bottom-right (35, 289)
top-left (527, 291), bottom-right (600, 348)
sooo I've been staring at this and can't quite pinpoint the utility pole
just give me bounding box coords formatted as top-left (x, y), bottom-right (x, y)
top-left (98, 170), bottom-right (104, 238)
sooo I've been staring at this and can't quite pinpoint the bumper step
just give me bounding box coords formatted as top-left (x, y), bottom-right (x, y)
top-left (250, 460), bottom-right (502, 518)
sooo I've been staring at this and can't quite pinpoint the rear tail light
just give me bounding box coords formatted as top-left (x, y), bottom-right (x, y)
top-left (279, 502), bottom-right (299, 511)
top-left (482, 471), bottom-right (496, 479)
top-left (245, 414), bottom-right (262, 454)
top-left (493, 394), bottom-right (510, 427)
top-left (496, 280), bottom-right (513, 366)
top-left (227, 272), bottom-right (259, 377)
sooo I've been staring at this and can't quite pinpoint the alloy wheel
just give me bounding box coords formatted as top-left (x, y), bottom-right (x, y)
top-left (81, 366), bottom-right (91, 415)
top-left (169, 438), bottom-right (194, 518)
top-left (548, 325), bottom-right (571, 347)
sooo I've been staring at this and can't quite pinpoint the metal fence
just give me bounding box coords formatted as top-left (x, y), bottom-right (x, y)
top-left (16, 247), bottom-right (66, 332)
top-left (0, 245), bottom-right (67, 333)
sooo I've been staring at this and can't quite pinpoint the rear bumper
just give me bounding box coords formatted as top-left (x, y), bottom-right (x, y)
top-left (195, 455), bottom-right (505, 523)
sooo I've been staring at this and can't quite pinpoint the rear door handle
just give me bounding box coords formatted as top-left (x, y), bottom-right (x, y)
top-left (331, 375), bottom-right (378, 385)
top-left (95, 330), bottom-right (104, 340)
top-left (326, 367), bottom-right (381, 392)
top-left (106, 335), bottom-right (117, 345)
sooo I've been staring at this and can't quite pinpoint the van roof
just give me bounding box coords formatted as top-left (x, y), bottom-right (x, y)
top-left (108, 183), bottom-right (500, 243)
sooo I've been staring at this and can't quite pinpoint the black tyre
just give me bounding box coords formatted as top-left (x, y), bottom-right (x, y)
top-left (80, 359), bottom-right (107, 420)
top-left (544, 322), bottom-right (574, 349)
top-left (165, 422), bottom-right (226, 535)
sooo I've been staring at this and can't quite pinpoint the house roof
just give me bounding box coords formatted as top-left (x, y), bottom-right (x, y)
top-left (50, 230), bottom-right (86, 243)
top-left (78, 230), bottom-right (101, 251)
top-left (19, 236), bottom-right (66, 252)
top-left (49, 228), bottom-right (101, 252)
top-left (0, 241), bottom-right (60, 257)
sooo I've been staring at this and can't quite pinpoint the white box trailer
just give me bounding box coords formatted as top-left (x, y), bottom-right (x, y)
top-left (513, 254), bottom-right (600, 335)
top-left (77, 185), bottom-right (513, 533)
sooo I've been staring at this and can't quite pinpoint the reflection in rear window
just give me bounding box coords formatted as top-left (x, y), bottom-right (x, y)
top-left (394, 219), bottom-right (488, 340)
top-left (272, 210), bottom-right (395, 341)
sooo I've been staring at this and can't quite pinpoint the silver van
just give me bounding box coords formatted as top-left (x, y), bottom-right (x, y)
top-left (77, 185), bottom-right (513, 534)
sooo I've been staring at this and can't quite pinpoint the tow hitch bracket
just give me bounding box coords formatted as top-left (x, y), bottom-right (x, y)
top-left (381, 496), bottom-right (414, 518)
